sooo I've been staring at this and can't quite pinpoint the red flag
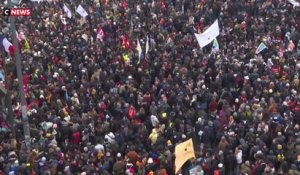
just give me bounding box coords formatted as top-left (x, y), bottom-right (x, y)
top-left (122, 34), bottom-right (130, 49)
top-left (31, 169), bottom-right (36, 175)
top-left (16, 31), bottom-right (24, 51)
top-left (23, 74), bottom-right (30, 97)
top-left (197, 21), bottom-right (203, 33)
top-left (160, 0), bottom-right (167, 12)
top-left (97, 26), bottom-right (105, 42)
top-left (279, 43), bottom-right (284, 58)
top-left (8, 46), bottom-right (14, 56)
top-left (122, 0), bottom-right (127, 10)
top-left (16, 31), bottom-right (22, 43)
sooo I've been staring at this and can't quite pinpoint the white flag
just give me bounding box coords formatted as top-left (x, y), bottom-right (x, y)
top-left (136, 40), bottom-right (142, 63)
top-left (288, 0), bottom-right (300, 7)
top-left (60, 15), bottom-right (67, 25)
top-left (195, 20), bottom-right (220, 48)
top-left (31, 0), bottom-right (48, 2)
top-left (145, 36), bottom-right (149, 55)
top-left (63, 4), bottom-right (72, 18)
top-left (76, 5), bottom-right (88, 17)
top-left (82, 34), bottom-right (88, 41)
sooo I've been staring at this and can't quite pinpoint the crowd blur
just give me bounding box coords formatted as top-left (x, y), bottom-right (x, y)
top-left (0, 0), bottom-right (300, 174)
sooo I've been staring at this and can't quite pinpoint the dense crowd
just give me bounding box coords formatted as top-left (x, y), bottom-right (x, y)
top-left (0, 0), bottom-right (300, 174)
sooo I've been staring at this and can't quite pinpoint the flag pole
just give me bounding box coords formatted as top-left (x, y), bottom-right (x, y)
top-left (7, 0), bottom-right (31, 149)
top-left (0, 50), bottom-right (16, 138)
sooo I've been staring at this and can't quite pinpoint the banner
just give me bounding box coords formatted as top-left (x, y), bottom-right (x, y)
top-left (256, 42), bottom-right (267, 54)
top-left (175, 139), bottom-right (196, 174)
top-left (76, 5), bottom-right (88, 17)
top-left (195, 20), bottom-right (220, 48)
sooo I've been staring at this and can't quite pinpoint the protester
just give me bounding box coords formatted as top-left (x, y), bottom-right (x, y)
top-left (0, 0), bottom-right (299, 174)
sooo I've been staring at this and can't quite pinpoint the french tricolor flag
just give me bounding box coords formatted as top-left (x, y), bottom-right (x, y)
top-left (0, 35), bottom-right (14, 56)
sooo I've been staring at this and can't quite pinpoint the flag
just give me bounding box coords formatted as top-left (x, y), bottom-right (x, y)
top-left (145, 36), bottom-right (149, 55)
top-left (288, 0), bottom-right (300, 7)
top-left (175, 139), bottom-right (196, 174)
top-left (31, 169), bottom-right (36, 175)
top-left (31, 0), bottom-right (49, 2)
top-left (81, 34), bottom-right (88, 41)
top-left (279, 43), bottom-right (284, 58)
top-left (122, 0), bottom-right (127, 10)
top-left (76, 5), bottom-right (88, 17)
top-left (136, 40), bottom-right (142, 63)
top-left (0, 36), bottom-right (14, 56)
top-left (288, 40), bottom-right (295, 51)
top-left (122, 34), bottom-right (130, 49)
top-left (211, 38), bottom-right (219, 53)
top-left (96, 26), bottom-right (105, 42)
top-left (60, 14), bottom-right (67, 25)
top-left (23, 39), bottom-right (30, 53)
top-left (256, 42), bottom-right (267, 54)
top-left (16, 31), bottom-right (22, 43)
top-left (160, 0), bottom-right (167, 11)
top-left (23, 74), bottom-right (30, 97)
top-left (195, 20), bottom-right (220, 48)
top-left (16, 31), bottom-right (22, 49)
top-left (196, 21), bottom-right (203, 33)
top-left (0, 71), bottom-right (4, 81)
top-left (63, 4), bottom-right (72, 18)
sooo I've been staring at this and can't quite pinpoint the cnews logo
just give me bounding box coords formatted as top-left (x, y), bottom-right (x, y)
top-left (3, 8), bottom-right (32, 16)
